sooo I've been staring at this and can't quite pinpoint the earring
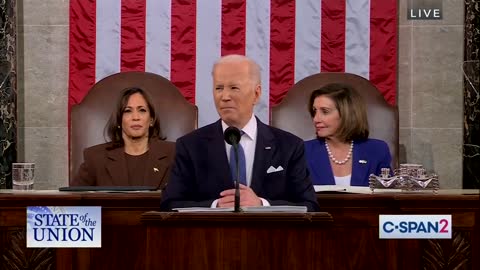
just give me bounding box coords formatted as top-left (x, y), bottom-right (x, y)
top-left (117, 125), bottom-right (121, 129)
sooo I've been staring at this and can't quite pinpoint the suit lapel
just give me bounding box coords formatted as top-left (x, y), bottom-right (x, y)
top-left (250, 119), bottom-right (275, 193)
top-left (351, 141), bottom-right (367, 186)
top-left (315, 139), bottom-right (336, 185)
top-left (106, 147), bottom-right (129, 186)
top-left (207, 121), bottom-right (234, 189)
top-left (142, 140), bottom-right (169, 187)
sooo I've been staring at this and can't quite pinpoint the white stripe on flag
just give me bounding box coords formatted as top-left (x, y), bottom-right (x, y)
top-left (294, 0), bottom-right (321, 83)
top-left (196, 0), bottom-right (222, 127)
top-left (96, 0), bottom-right (121, 82)
top-left (246, 0), bottom-right (270, 124)
top-left (345, 0), bottom-right (370, 79)
top-left (146, 0), bottom-right (171, 78)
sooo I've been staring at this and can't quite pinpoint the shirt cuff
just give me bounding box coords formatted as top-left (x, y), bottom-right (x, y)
top-left (260, 198), bottom-right (270, 206)
top-left (211, 199), bottom-right (219, 208)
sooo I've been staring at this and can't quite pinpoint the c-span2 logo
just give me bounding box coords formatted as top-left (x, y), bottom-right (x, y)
top-left (27, 206), bottom-right (101, 248)
top-left (379, 215), bottom-right (451, 239)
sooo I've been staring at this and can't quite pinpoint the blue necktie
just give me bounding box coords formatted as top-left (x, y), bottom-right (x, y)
top-left (230, 132), bottom-right (247, 185)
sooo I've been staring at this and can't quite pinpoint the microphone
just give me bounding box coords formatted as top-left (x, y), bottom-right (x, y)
top-left (224, 126), bottom-right (241, 212)
top-left (224, 126), bottom-right (241, 145)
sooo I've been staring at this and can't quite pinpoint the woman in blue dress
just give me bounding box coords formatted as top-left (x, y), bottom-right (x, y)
top-left (304, 83), bottom-right (392, 186)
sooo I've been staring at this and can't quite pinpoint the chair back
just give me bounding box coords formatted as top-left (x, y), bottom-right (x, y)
top-left (271, 72), bottom-right (399, 167)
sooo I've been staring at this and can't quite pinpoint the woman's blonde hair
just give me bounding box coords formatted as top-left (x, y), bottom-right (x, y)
top-left (308, 83), bottom-right (369, 141)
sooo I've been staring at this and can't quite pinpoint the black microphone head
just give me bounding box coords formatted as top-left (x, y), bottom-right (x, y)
top-left (224, 126), bottom-right (241, 145)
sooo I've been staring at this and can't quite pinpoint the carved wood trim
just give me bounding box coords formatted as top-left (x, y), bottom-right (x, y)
top-left (0, 228), bottom-right (55, 270)
top-left (422, 231), bottom-right (471, 270)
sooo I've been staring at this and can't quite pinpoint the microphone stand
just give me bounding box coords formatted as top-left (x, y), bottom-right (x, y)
top-left (231, 142), bottom-right (241, 212)
top-left (224, 127), bottom-right (242, 213)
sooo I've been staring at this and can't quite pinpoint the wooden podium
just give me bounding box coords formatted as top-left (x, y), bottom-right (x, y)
top-left (141, 211), bottom-right (333, 270)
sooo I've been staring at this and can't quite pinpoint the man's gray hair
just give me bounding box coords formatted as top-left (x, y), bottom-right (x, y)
top-left (212, 54), bottom-right (261, 85)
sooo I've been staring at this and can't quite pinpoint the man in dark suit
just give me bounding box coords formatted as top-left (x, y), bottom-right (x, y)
top-left (160, 55), bottom-right (319, 212)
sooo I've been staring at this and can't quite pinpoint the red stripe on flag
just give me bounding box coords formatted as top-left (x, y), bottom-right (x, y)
top-left (221, 0), bottom-right (246, 55)
top-left (121, 0), bottom-right (146, 72)
top-left (269, 0), bottom-right (295, 107)
top-left (171, 0), bottom-right (196, 104)
top-left (370, 0), bottom-right (397, 105)
top-left (69, 0), bottom-right (96, 106)
top-left (321, 0), bottom-right (345, 72)
top-left (68, 0), bottom-right (97, 180)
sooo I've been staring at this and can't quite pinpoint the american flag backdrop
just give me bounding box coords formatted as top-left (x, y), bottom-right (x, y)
top-left (69, 0), bottom-right (397, 127)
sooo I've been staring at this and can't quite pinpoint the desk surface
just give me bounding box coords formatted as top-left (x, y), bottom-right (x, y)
top-left (0, 188), bottom-right (477, 196)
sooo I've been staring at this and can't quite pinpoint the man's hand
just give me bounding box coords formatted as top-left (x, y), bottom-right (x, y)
top-left (217, 184), bottom-right (262, 208)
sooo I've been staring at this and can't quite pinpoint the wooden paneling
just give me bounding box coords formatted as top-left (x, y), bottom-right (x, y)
top-left (0, 192), bottom-right (160, 270)
top-left (142, 212), bottom-right (333, 270)
top-left (0, 191), bottom-right (478, 269)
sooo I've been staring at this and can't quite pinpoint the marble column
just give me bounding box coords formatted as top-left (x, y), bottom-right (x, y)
top-left (0, 0), bottom-right (16, 189)
top-left (463, 0), bottom-right (480, 188)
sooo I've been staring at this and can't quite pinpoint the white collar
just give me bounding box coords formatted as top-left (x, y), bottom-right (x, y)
top-left (221, 114), bottom-right (257, 140)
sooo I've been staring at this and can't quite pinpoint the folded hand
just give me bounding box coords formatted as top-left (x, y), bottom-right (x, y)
top-left (217, 184), bottom-right (262, 208)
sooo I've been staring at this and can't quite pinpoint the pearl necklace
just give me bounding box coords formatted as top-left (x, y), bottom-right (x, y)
top-left (325, 140), bottom-right (354, 165)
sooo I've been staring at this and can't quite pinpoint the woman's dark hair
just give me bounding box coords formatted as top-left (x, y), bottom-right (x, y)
top-left (105, 87), bottom-right (164, 148)
top-left (308, 83), bottom-right (369, 141)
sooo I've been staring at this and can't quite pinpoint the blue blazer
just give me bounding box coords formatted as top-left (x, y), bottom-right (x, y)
top-left (304, 138), bottom-right (392, 186)
top-left (160, 118), bottom-right (319, 212)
